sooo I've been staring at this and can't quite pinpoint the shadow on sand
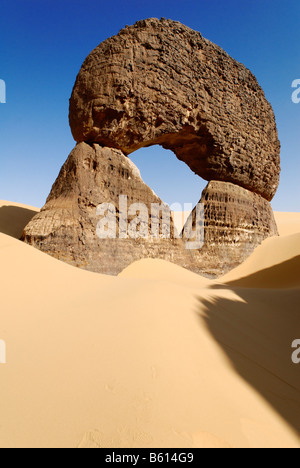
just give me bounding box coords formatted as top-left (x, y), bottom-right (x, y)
top-left (197, 284), bottom-right (300, 436)
top-left (223, 257), bottom-right (300, 290)
top-left (0, 205), bottom-right (38, 239)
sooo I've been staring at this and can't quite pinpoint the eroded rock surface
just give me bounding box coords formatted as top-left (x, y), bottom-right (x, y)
top-left (70, 18), bottom-right (280, 201)
top-left (22, 143), bottom-right (194, 275)
top-left (22, 19), bottom-right (280, 277)
top-left (184, 181), bottom-right (278, 276)
top-left (22, 144), bottom-right (278, 277)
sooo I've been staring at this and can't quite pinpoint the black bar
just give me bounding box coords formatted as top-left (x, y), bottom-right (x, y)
top-left (96, 450), bottom-right (214, 462)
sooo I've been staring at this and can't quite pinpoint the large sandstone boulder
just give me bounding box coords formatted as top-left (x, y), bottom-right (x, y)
top-left (22, 18), bottom-right (280, 277)
top-left (69, 18), bottom-right (280, 201)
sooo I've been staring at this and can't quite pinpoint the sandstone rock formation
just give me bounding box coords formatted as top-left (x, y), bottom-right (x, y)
top-left (184, 181), bottom-right (278, 276)
top-left (22, 18), bottom-right (280, 277)
top-left (70, 18), bottom-right (280, 201)
top-left (21, 143), bottom-right (278, 277)
top-left (21, 143), bottom-right (194, 275)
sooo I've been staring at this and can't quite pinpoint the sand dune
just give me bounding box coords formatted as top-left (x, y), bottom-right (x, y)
top-left (222, 233), bottom-right (300, 288)
top-left (119, 258), bottom-right (211, 288)
top-left (0, 200), bottom-right (39, 239)
top-left (0, 202), bottom-right (299, 448)
top-left (224, 255), bottom-right (300, 289)
top-left (274, 211), bottom-right (300, 237)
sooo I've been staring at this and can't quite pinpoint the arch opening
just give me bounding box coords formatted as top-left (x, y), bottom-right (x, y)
top-left (127, 124), bottom-right (217, 180)
top-left (128, 145), bottom-right (207, 232)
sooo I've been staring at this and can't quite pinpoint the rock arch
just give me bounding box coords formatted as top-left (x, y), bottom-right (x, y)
top-left (69, 18), bottom-right (280, 201)
top-left (128, 144), bottom-right (205, 210)
top-left (22, 18), bottom-right (280, 276)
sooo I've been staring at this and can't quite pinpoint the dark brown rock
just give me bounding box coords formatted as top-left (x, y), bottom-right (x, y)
top-left (69, 18), bottom-right (280, 201)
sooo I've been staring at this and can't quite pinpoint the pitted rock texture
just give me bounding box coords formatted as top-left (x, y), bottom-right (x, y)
top-left (69, 18), bottom-right (280, 201)
top-left (22, 144), bottom-right (278, 277)
top-left (22, 19), bottom-right (280, 276)
top-left (183, 180), bottom-right (278, 276)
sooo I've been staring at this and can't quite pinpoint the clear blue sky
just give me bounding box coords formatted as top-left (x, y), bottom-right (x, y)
top-left (0, 0), bottom-right (299, 211)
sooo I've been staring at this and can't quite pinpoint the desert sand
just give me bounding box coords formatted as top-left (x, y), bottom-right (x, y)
top-left (274, 211), bottom-right (300, 237)
top-left (0, 200), bottom-right (299, 448)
